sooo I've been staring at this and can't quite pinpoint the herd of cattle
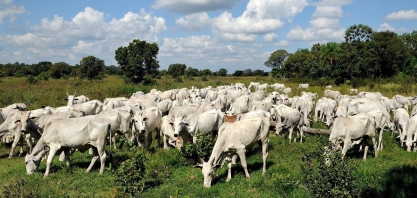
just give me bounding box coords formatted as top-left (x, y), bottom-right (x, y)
top-left (1, 81), bottom-right (417, 187)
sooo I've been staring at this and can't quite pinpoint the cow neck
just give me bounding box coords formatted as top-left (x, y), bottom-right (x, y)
top-left (31, 136), bottom-right (46, 156)
top-left (207, 137), bottom-right (226, 165)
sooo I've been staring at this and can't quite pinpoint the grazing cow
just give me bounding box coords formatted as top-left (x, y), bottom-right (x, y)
top-left (25, 116), bottom-right (111, 177)
top-left (324, 90), bottom-right (341, 100)
top-left (64, 90), bottom-right (78, 106)
top-left (74, 95), bottom-right (90, 104)
top-left (348, 98), bottom-right (393, 150)
top-left (393, 108), bottom-right (409, 145)
top-left (171, 109), bottom-right (224, 145)
top-left (358, 92), bottom-right (382, 101)
top-left (326, 85), bottom-right (332, 90)
top-left (132, 107), bottom-right (162, 148)
top-left (298, 83), bottom-right (309, 89)
top-left (196, 116), bottom-right (270, 187)
top-left (282, 87), bottom-right (292, 95)
top-left (329, 113), bottom-right (377, 160)
top-left (276, 111), bottom-right (304, 142)
top-left (405, 115), bottom-right (417, 152)
top-left (103, 97), bottom-right (127, 111)
top-left (270, 83), bottom-right (285, 91)
top-left (1, 103), bottom-right (26, 124)
top-left (160, 116), bottom-right (191, 150)
top-left (350, 89), bottom-right (358, 95)
top-left (157, 99), bottom-right (173, 116)
top-left (228, 95), bottom-right (250, 115)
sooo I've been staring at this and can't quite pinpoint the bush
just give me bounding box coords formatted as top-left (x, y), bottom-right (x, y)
top-left (36, 71), bottom-right (50, 81)
top-left (180, 133), bottom-right (215, 163)
top-left (201, 76), bottom-right (209, 81)
top-left (115, 151), bottom-right (147, 197)
top-left (174, 76), bottom-right (183, 83)
top-left (301, 139), bottom-right (360, 198)
top-left (26, 75), bottom-right (38, 84)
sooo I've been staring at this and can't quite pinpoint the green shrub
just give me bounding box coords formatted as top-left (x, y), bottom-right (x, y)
top-left (174, 76), bottom-right (183, 83)
top-left (201, 76), bottom-right (209, 81)
top-left (36, 71), bottom-right (50, 81)
top-left (115, 151), bottom-right (147, 197)
top-left (26, 75), bottom-right (37, 84)
top-left (1, 177), bottom-right (37, 197)
top-left (301, 139), bottom-right (360, 198)
top-left (180, 133), bottom-right (215, 163)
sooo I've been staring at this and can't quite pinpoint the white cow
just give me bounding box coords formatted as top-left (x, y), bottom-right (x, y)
top-left (298, 83), bottom-right (309, 89)
top-left (350, 89), bottom-right (358, 95)
top-left (282, 87), bottom-right (292, 95)
top-left (0, 103), bottom-right (26, 124)
top-left (270, 83), bottom-right (285, 91)
top-left (25, 116), bottom-right (111, 177)
top-left (132, 107), bottom-right (162, 149)
top-left (171, 109), bottom-right (224, 145)
top-left (405, 115), bottom-right (417, 152)
top-left (228, 95), bottom-right (250, 115)
top-left (157, 99), bottom-right (173, 116)
top-left (329, 113), bottom-right (377, 160)
top-left (276, 111), bottom-right (304, 142)
top-left (324, 90), bottom-right (341, 100)
top-left (393, 108), bottom-right (409, 145)
top-left (74, 95), bottom-right (90, 104)
top-left (326, 85), bottom-right (332, 90)
top-left (196, 116), bottom-right (269, 187)
top-left (103, 97), bottom-right (127, 111)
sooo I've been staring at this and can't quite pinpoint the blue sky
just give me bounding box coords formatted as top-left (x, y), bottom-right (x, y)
top-left (0, 0), bottom-right (416, 73)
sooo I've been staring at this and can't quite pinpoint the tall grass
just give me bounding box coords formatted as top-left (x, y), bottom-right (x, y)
top-left (1, 75), bottom-right (417, 197)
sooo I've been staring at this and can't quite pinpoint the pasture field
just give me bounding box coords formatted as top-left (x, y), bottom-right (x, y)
top-left (1, 75), bottom-right (417, 197)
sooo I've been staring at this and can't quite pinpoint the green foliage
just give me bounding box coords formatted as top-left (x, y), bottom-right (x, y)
top-left (26, 75), bottom-right (37, 84)
top-left (185, 67), bottom-right (199, 77)
top-left (168, 63), bottom-right (187, 78)
top-left (142, 74), bottom-right (157, 86)
top-left (49, 62), bottom-right (71, 79)
top-left (36, 71), bottom-right (50, 81)
top-left (217, 68), bottom-right (228, 76)
top-left (301, 139), bottom-right (360, 198)
top-left (115, 151), bottom-right (147, 197)
top-left (201, 76), bottom-right (209, 81)
top-left (115, 39), bottom-right (160, 84)
top-left (264, 49), bottom-right (289, 70)
top-left (174, 76), bottom-right (183, 83)
top-left (180, 133), bottom-right (215, 162)
top-left (79, 56), bottom-right (105, 80)
top-left (1, 177), bottom-right (36, 197)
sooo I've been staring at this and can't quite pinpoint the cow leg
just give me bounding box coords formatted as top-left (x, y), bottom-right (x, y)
top-left (97, 146), bottom-right (107, 175)
top-left (378, 128), bottom-right (383, 151)
top-left (44, 145), bottom-right (60, 178)
top-left (371, 136), bottom-right (378, 158)
top-left (261, 140), bottom-right (269, 174)
top-left (342, 139), bottom-right (350, 160)
top-left (362, 137), bottom-right (369, 161)
top-left (156, 128), bottom-right (161, 147)
top-left (226, 161), bottom-right (232, 182)
top-left (86, 147), bottom-right (99, 173)
top-left (163, 135), bottom-right (169, 149)
top-left (192, 135), bottom-right (197, 144)
top-left (288, 128), bottom-right (293, 142)
top-left (63, 148), bottom-right (72, 173)
top-left (9, 129), bottom-right (22, 159)
top-left (236, 150), bottom-right (250, 179)
top-left (299, 127), bottom-right (304, 143)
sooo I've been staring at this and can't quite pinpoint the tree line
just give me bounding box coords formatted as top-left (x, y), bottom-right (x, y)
top-left (0, 39), bottom-right (267, 84)
top-left (265, 24), bottom-right (417, 84)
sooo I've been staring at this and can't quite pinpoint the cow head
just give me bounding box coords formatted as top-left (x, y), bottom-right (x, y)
top-left (64, 90), bottom-right (78, 106)
top-left (195, 158), bottom-right (220, 188)
top-left (25, 150), bottom-right (45, 175)
top-left (20, 111), bottom-right (34, 133)
top-left (171, 115), bottom-right (188, 138)
top-left (132, 112), bottom-right (147, 134)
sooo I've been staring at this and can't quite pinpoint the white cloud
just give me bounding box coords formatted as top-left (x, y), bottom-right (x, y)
top-left (0, 2), bottom-right (25, 23)
top-left (286, 1), bottom-right (349, 43)
top-left (176, 12), bottom-right (211, 31)
top-left (158, 35), bottom-right (269, 71)
top-left (264, 33), bottom-right (278, 42)
top-left (312, 6), bottom-right (343, 18)
top-left (386, 9), bottom-right (417, 20)
top-left (275, 40), bottom-right (289, 47)
top-left (151, 0), bottom-right (241, 14)
top-left (2, 7), bottom-right (167, 65)
top-left (211, 0), bottom-right (308, 42)
top-left (378, 23), bottom-right (395, 32)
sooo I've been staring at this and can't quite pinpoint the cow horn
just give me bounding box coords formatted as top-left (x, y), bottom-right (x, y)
top-left (66, 90), bottom-right (69, 96)
top-left (198, 157), bottom-right (205, 164)
top-left (74, 90), bottom-right (76, 96)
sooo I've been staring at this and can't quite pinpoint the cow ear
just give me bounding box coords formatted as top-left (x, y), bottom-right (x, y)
top-left (74, 98), bottom-right (79, 100)
top-left (15, 120), bottom-right (21, 124)
top-left (30, 117), bottom-right (37, 120)
top-left (143, 118), bottom-right (148, 122)
top-left (64, 98), bottom-right (68, 100)
top-left (194, 164), bottom-right (203, 168)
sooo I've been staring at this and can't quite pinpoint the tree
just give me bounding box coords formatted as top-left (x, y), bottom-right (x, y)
top-left (79, 56), bottom-right (105, 80)
top-left (232, 70), bottom-right (243, 76)
top-left (167, 63), bottom-right (187, 78)
top-left (344, 24), bottom-right (373, 43)
top-left (320, 42), bottom-right (341, 68)
top-left (282, 49), bottom-right (313, 78)
top-left (49, 62), bottom-right (71, 79)
top-left (252, 69), bottom-right (265, 76)
top-left (32, 61), bottom-right (52, 76)
top-left (217, 68), bottom-right (228, 76)
top-left (371, 31), bottom-right (410, 77)
top-left (199, 69), bottom-right (212, 76)
top-left (401, 30), bottom-right (417, 58)
top-left (185, 67), bottom-right (199, 77)
top-left (243, 69), bottom-right (253, 76)
top-left (115, 39), bottom-right (160, 84)
top-left (264, 49), bottom-right (289, 77)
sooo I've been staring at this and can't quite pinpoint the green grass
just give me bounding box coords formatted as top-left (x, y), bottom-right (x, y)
top-left (1, 75), bottom-right (417, 197)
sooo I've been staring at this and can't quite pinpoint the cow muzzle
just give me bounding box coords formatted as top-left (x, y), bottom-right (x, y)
top-left (140, 129), bottom-right (146, 133)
